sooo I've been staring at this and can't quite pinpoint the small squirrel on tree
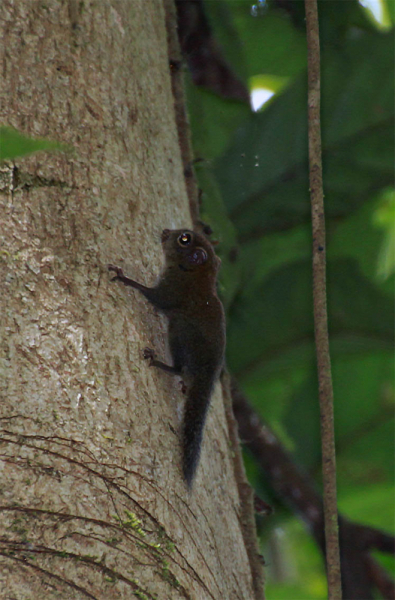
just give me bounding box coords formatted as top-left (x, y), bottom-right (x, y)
top-left (109, 228), bottom-right (226, 487)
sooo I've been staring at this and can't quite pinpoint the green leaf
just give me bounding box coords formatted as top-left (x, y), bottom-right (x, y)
top-left (214, 31), bottom-right (394, 239)
top-left (216, 5), bottom-right (307, 79)
top-left (227, 259), bottom-right (394, 377)
top-left (0, 127), bottom-right (67, 161)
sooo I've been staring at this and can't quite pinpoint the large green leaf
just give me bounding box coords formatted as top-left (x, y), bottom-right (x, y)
top-left (208, 2), bottom-right (307, 79)
top-left (214, 31), bottom-right (394, 239)
top-left (227, 259), bottom-right (394, 376)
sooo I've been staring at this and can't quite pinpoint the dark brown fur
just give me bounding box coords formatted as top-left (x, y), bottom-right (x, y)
top-left (109, 228), bottom-right (226, 487)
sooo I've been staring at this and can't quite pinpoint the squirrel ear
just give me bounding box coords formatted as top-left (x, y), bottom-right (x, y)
top-left (186, 248), bottom-right (208, 266)
top-left (216, 256), bottom-right (222, 269)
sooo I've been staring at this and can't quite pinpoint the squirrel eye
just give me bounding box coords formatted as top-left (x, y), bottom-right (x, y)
top-left (178, 232), bottom-right (192, 246)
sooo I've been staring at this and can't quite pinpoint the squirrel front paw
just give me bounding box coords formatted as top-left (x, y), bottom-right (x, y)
top-left (108, 264), bottom-right (125, 281)
top-left (143, 347), bottom-right (156, 365)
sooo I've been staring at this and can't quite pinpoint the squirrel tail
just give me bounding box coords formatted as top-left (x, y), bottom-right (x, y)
top-left (182, 377), bottom-right (213, 488)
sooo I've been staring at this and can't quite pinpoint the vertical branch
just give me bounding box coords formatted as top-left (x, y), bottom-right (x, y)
top-left (304, 1), bottom-right (342, 599)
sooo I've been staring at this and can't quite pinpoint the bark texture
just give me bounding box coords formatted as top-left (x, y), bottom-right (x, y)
top-left (0, 1), bottom-right (261, 598)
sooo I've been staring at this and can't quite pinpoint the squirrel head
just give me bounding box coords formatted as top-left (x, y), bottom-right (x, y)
top-left (161, 229), bottom-right (221, 275)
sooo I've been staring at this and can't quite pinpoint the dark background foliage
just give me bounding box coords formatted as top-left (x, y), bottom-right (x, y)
top-left (183, 0), bottom-right (394, 596)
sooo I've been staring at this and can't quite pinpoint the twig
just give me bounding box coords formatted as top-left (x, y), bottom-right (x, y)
top-left (304, 2), bottom-right (341, 597)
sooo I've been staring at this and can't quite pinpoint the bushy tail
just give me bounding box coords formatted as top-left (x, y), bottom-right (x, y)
top-left (182, 378), bottom-right (213, 488)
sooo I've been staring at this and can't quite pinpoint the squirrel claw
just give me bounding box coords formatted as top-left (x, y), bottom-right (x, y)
top-left (143, 347), bottom-right (155, 365)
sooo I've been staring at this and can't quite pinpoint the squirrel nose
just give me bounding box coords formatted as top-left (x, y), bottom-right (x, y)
top-left (161, 229), bottom-right (170, 242)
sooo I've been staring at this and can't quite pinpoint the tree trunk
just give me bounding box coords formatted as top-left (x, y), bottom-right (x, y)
top-left (0, 1), bottom-right (263, 598)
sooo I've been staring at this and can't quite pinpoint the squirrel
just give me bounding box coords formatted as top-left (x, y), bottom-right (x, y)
top-left (109, 228), bottom-right (226, 488)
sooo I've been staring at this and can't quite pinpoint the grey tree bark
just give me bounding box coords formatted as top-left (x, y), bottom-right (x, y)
top-left (0, 1), bottom-right (263, 599)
